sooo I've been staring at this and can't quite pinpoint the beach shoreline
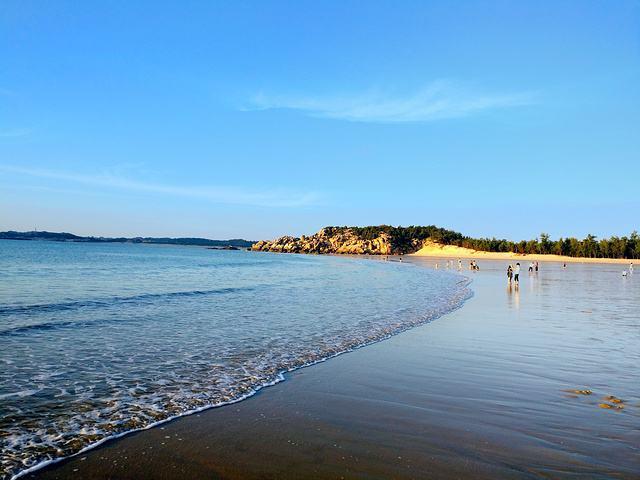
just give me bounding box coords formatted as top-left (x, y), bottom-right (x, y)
top-left (27, 258), bottom-right (640, 480)
top-left (12, 280), bottom-right (472, 480)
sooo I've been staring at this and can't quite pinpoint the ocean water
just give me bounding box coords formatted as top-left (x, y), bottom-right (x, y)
top-left (0, 240), bottom-right (470, 479)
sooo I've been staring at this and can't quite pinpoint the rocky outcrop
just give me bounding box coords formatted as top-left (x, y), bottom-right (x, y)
top-left (251, 227), bottom-right (423, 255)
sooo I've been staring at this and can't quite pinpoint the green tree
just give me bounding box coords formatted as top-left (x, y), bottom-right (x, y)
top-left (539, 233), bottom-right (551, 254)
top-left (582, 234), bottom-right (598, 258)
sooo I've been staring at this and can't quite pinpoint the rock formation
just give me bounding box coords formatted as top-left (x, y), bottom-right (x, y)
top-left (251, 227), bottom-right (423, 255)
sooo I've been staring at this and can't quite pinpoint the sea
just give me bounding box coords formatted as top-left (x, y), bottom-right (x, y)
top-left (0, 240), bottom-right (470, 479)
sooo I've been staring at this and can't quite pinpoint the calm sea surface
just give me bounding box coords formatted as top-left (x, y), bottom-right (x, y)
top-left (0, 240), bottom-right (470, 479)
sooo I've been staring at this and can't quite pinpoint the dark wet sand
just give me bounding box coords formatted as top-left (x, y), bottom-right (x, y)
top-left (29, 260), bottom-right (640, 479)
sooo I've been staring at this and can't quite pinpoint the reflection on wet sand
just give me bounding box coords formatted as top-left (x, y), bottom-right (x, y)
top-left (506, 281), bottom-right (520, 309)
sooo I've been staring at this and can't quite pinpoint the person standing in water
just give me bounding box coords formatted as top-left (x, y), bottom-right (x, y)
top-left (514, 263), bottom-right (521, 283)
top-left (630, 262), bottom-right (634, 274)
top-left (507, 265), bottom-right (513, 283)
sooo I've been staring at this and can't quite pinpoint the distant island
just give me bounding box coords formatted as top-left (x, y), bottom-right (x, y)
top-left (252, 225), bottom-right (640, 261)
top-left (0, 231), bottom-right (254, 248)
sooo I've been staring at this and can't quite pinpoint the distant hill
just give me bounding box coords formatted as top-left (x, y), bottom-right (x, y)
top-left (0, 231), bottom-right (254, 248)
top-left (252, 225), bottom-right (640, 259)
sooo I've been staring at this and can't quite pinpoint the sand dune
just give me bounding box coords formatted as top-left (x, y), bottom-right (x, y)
top-left (411, 241), bottom-right (636, 265)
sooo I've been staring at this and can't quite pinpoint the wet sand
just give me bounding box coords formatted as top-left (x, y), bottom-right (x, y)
top-left (28, 259), bottom-right (640, 479)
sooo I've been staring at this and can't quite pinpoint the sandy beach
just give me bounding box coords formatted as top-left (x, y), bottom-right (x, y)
top-left (27, 258), bottom-right (639, 480)
top-left (412, 241), bottom-right (638, 265)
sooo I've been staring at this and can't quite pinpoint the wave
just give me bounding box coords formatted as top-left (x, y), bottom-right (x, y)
top-left (0, 286), bottom-right (261, 337)
top-left (8, 280), bottom-right (473, 480)
top-left (0, 286), bottom-right (256, 317)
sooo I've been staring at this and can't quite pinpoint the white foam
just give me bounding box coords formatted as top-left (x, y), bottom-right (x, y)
top-left (9, 281), bottom-right (472, 480)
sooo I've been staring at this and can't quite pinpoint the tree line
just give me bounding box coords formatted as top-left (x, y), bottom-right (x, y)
top-left (455, 232), bottom-right (640, 259)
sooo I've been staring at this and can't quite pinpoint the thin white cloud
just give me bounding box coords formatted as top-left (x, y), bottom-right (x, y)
top-left (247, 80), bottom-right (535, 123)
top-left (0, 128), bottom-right (31, 138)
top-left (0, 165), bottom-right (320, 208)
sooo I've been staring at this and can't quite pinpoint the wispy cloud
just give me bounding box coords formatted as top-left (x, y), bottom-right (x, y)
top-left (0, 165), bottom-right (320, 208)
top-left (247, 80), bottom-right (535, 123)
top-left (0, 128), bottom-right (31, 138)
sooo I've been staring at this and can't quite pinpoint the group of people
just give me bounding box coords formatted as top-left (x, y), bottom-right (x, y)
top-left (435, 259), bottom-right (480, 271)
top-left (434, 257), bottom-right (635, 282)
top-left (506, 263), bottom-right (521, 284)
top-left (508, 261), bottom-right (542, 284)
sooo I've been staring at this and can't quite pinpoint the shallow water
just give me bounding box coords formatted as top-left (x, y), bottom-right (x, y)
top-left (0, 241), bottom-right (470, 479)
top-left (405, 258), bottom-right (640, 476)
top-left (25, 256), bottom-right (640, 480)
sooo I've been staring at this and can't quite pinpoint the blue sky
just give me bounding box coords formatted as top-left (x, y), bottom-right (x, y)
top-left (1, 0), bottom-right (639, 240)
